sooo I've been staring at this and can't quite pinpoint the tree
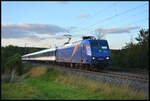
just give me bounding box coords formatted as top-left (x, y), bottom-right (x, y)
top-left (136, 29), bottom-right (149, 46)
top-left (122, 29), bottom-right (149, 69)
top-left (5, 53), bottom-right (23, 82)
top-left (111, 29), bottom-right (149, 69)
top-left (135, 29), bottom-right (149, 69)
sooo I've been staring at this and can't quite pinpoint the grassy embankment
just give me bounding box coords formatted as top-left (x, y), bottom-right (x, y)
top-left (1, 65), bottom-right (148, 100)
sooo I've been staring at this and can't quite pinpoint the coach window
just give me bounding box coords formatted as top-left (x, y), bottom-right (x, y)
top-left (44, 53), bottom-right (47, 57)
top-left (42, 53), bottom-right (45, 57)
top-left (47, 52), bottom-right (50, 56)
top-left (52, 51), bottom-right (54, 56)
top-left (34, 54), bottom-right (37, 58)
top-left (42, 53), bottom-right (44, 57)
top-left (41, 53), bottom-right (43, 57)
top-left (38, 54), bottom-right (40, 57)
top-left (46, 52), bottom-right (49, 56)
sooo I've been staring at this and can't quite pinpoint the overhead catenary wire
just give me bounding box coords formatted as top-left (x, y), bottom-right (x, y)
top-left (127, 17), bottom-right (149, 29)
top-left (87, 17), bottom-right (149, 40)
top-left (73, 3), bottom-right (147, 34)
top-left (52, 3), bottom-right (148, 47)
top-left (89, 10), bottom-right (149, 36)
top-left (71, 3), bottom-right (116, 30)
top-left (61, 3), bottom-right (148, 48)
top-left (96, 7), bottom-right (148, 28)
top-left (49, 3), bottom-right (148, 48)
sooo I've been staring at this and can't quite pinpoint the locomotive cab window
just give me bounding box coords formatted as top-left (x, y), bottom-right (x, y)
top-left (90, 41), bottom-right (108, 50)
top-left (100, 42), bottom-right (109, 49)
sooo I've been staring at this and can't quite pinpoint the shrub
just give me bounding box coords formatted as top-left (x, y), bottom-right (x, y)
top-left (4, 53), bottom-right (23, 82)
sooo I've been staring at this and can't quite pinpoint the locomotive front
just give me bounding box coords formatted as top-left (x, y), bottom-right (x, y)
top-left (89, 40), bottom-right (111, 67)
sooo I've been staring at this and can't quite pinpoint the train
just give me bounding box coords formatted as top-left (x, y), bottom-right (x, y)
top-left (22, 36), bottom-right (111, 70)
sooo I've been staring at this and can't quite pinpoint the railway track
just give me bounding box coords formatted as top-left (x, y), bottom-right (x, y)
top-left (25, 62), bottom-right (149, 83)
top-left (96, 71), bottom-right (148, 83)
top-left (107, 68), bottom-right (149, 75)
top-left (55, 65), bottom-right (149, 83)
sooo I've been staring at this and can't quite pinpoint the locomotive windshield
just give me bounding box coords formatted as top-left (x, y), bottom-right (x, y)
top-left (90, 41), bottom-right (109, 50)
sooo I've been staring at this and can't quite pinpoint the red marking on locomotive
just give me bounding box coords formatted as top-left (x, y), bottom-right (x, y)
top-left (58, 44), bottom-right (80, 61)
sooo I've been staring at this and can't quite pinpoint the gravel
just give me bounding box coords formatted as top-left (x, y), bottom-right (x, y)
top-left (28, 63), bottom-right (149, 93)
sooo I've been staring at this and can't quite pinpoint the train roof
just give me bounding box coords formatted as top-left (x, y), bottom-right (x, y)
top-left (57, 39), bottom-right (107, 49)
top-left (22, 39), bottom-right (108, 57)
top-left (57, 40), bottom-right (82, 49)
top-left (88, 39), bottom-right (108, 42)
top-left (22, 47), bottom-right (56, 57)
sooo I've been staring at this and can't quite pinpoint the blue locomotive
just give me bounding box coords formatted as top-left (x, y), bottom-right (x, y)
top-left (56, 36), bottom-right (111, 70)
top-left (22, 36), bottom-right (111, 70)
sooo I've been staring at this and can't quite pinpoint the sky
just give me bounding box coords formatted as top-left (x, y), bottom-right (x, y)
top-left (2, 1), bottom-right (149, 49)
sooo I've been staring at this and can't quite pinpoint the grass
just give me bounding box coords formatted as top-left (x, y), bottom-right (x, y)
top-left (54, 73), bottom-right (148, 100)
top-left (23, 78), bottom-right (105, 100)
top-left (1, 82), bottom-right (40, 100)
top-left (1, 66), bottom-right (149, 100)
top-left (1, 67), bottom-right (105, 100)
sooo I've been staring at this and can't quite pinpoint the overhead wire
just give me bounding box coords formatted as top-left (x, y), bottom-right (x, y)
top-left (93, 8), bottom-right (148, 31)
top-left (73, 3), bottom-right (147, 34)
top-left (127, 17), bottom-right (149, 28)
top-left (70, 3), bottom-right (116, 32)
top-left (55, 4), bottom-right (114, 44)
top-left (87, 3), bottom-right (147, 31)
top-left (53, 3), bottom-right (148, 47)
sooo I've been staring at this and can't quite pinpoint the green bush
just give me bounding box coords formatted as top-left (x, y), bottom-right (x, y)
top-left (111, 29), bottom-right (149, 70)
top-left (5, 53), bottom-right (23, 75)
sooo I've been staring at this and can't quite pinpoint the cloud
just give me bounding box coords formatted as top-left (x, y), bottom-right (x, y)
top-left (95, 26), bottom-right (139, 34)
top-left (2, 23), bottom-right (70, 39)
top-left (77, 14), bottom-right (89, 18)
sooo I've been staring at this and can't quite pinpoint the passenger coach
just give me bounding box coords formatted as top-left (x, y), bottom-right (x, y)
top-left (22, 48), bottom-right (56, 63)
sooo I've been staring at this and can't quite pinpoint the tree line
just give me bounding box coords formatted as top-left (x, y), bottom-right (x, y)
top-left (111, 29), bottom-right (149, 70)
top-left (1, 45), bottom-right (46, 82)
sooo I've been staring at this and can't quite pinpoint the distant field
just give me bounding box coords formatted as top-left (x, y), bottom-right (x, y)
top-left (1, 66), bottom-right (148, 100)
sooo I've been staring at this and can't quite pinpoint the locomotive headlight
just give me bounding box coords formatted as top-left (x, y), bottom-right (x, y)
top-left (106, 56), bottom-right (109, 59)
top-left (92, 57), bottom-right (95, 60)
